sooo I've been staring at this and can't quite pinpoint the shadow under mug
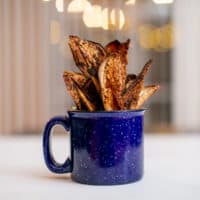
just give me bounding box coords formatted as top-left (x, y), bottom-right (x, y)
top-left (43, 110), bottom-right (145, 185)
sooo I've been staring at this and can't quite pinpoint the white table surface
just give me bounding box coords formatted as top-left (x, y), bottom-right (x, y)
top-left (0, 134), bottom-right (200, 200)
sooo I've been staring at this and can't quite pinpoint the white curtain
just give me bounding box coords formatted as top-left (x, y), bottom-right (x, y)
top-left (173, 0), bottom-right (200, 131)
top-left (0, 0), bottom-right (50, 134)
top-left (0, 0), bottom-right (170, 134)
top-left (0, 0), bottom-right (141, 134)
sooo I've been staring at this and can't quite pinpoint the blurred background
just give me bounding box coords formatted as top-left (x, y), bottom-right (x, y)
top-left (0, 0), bottom-right (200, 135)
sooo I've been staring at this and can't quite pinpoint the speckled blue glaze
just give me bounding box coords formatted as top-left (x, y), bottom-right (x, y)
top-left (43, 110), bottom-right (145, 185)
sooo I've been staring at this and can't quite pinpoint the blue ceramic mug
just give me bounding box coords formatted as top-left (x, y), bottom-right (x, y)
top-left (43, 110), bottom-right (145, 185)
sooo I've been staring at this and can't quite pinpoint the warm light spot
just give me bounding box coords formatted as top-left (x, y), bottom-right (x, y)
top-left (160, 24), bottom-right (174, 49)
top-left (82, 6), bottom-right (126, 30)
top-left (138, 24), bottom-right (156, 49)
top-left (50, 20), bottom-right (61, 44)
top-left (101, 8), bottom-right (109, 30)
top-left (55, 0), bottom-right (64, 12)
top-left (152, 0), bottom-right (173, 4)
top-left (125, 0), bottom-right (136, 5)
top-left (43, 0), bottom-right (50, 2)
top-left (67, 0), bottom-right (91, 13)
top-left (154, 28), bottom-right (162, 47)
top-left (83, 5), bottom-right (102, 28)
top-left (153, 28), bottom-right (165, 52)
top-left (110, 9), bottom-right (125, 30)
top-left (110, 10), bottom-right (116, 27)
top-left (138, 23), bottom-right (174, 52)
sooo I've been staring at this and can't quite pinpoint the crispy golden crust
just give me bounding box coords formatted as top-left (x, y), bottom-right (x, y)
top-left (64, 36), bottom-right (159, 111)
top-left (79, 39), bottom-right (106, 71)
top-left (123, 79), bottom-right (144, 109)
top-left (68, 35), bottom-right (105, 93)
top-left (98, 54), bottom-right (126, 110)
top-left (98, 58), bottom-right (117, 110)
top-left (105, 39), bottom-right (130, 65)
top-left (121, 60), bottom-right (153, 109)
top-left (98, 58), bottom-right (112, 110)
top-left (68, 36), bottom-right (88, 75)
top-left (69, 35), bottom-right (106, 77)
top-left (131, 85), bottom-right (160, 109)
top-left (106, 53), bottom-right (126, 102)
top-left (100, 88), bottom-right (119, 111)
top-left (138, 59), bottom-right (152, 79)
top-left (63, 71), bottom-right (88, 88)
top-left (63, 73), bottom-right (82, 109)
top-left (105, 40), bottom-right (121, 53)
top-left (63, 71), bottom-right (99, 111)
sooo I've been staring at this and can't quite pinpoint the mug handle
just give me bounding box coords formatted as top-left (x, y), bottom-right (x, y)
top-left (43, 116), bottom-right (72, 174)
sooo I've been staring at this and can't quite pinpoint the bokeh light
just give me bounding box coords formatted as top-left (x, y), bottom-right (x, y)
top-left (110, 9), bottom-right (125, 30)
top-left (125, 0), bottom-right (136, 5)
top-left (67, 0), bottom-right (91, 13)
top-left (50, 20), bottom-right (61, 44)
top-left (101, 8), bottom-right (109, 30)
top-left (83, 5), bottom-right (102, 28)
top-left (152, 0), bottom-right (173, 4)
top-left (138, 24), bottom-right (156, 49)
top-left (138, 23), bottom-right (175, 52)
top-left (55, 0), bottom-right (64, 12)
top-left (160, 24), bottom-right (174, 49)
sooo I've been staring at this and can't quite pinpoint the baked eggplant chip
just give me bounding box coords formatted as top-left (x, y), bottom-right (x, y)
top-left (132, 85), bottom-right (160, 109)
top-left (69, 36), bottom-right (106, 76)
top-left (63, 70), bottom-right (88, 88)
top-left (63, 72), bottom-right (82, 110)
top-left (98, 53), bottom-right (126, 110)
top-left (105, 39), bottom-right (130, 65)
top-left (63, 36), bottom-right (159, 111)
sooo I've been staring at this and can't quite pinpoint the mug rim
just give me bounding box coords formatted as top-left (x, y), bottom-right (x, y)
top-left (68, 108), bottom-right (147, 114)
